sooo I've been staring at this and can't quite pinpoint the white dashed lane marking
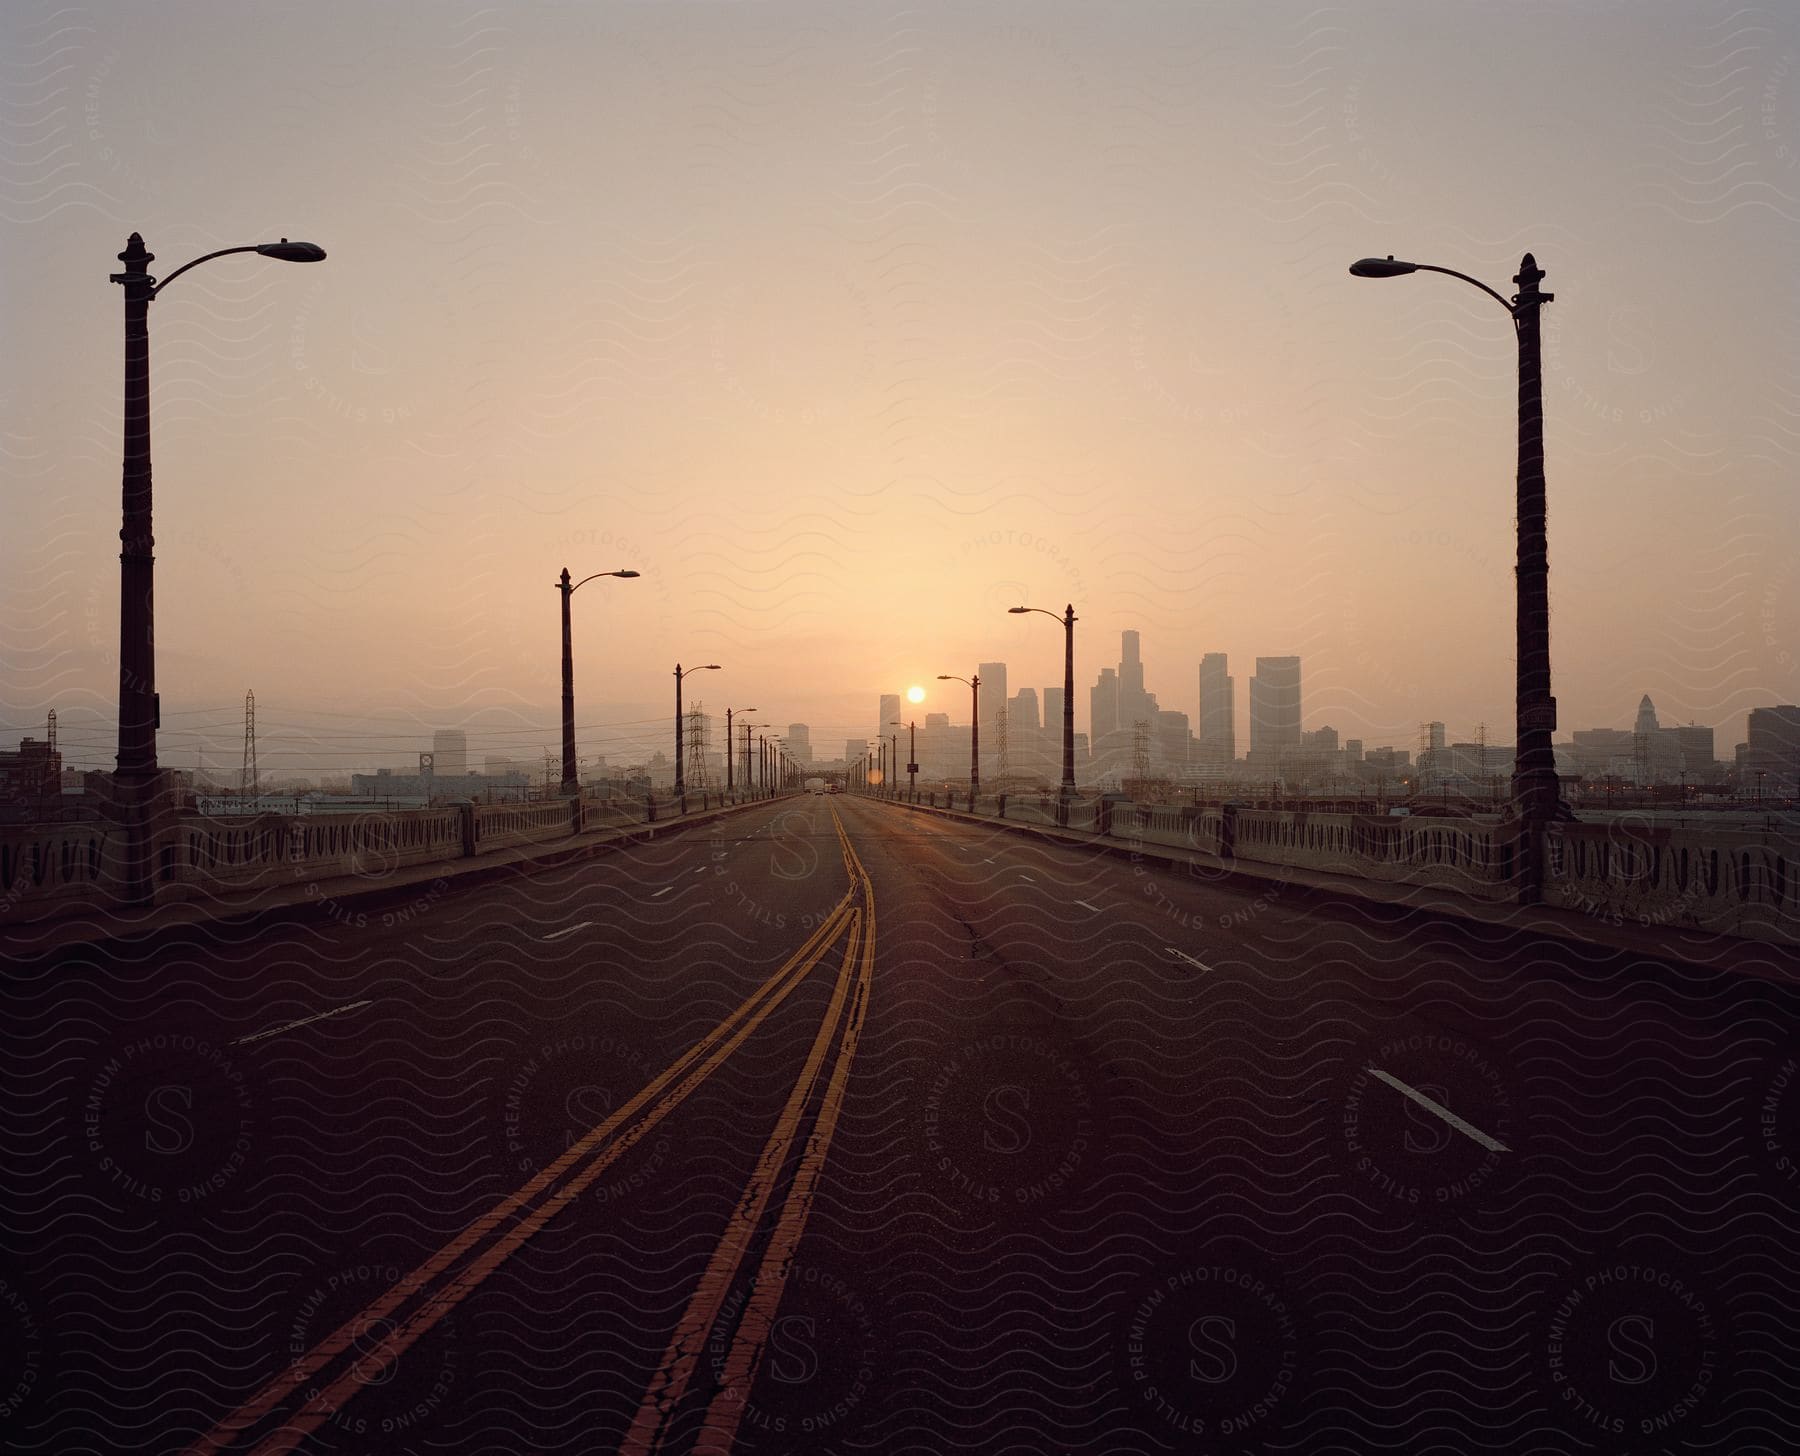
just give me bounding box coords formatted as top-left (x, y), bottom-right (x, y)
top-left (233, 1000), bottom-right (372, 1046)
top-left (1368, 1067), bottom-right (1510, 1153)
top-left (1163, 947), bottom-right (1212, 971)
top-left (542, 921), bottom-right (595, 942)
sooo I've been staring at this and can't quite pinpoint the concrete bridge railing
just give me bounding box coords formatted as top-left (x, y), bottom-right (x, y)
top-left (880, 787), bottom-right (1796, 945)
top-left (0, 789), bottom-right (782, 928)
top-left (1544, 820), bottom-right (1797, 941)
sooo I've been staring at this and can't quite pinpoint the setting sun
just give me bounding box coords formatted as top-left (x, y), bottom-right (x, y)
top-left (906, 685), bottom-right (925, 703)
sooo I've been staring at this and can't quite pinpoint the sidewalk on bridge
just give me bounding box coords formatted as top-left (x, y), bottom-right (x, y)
top-left (11, 793), bottom-right (790, 959)
top-left (872, 796), bottom-right (1786, 976)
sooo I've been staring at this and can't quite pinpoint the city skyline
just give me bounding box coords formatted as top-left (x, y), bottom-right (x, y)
top-left (4, 3), bottom-right (1797, 770)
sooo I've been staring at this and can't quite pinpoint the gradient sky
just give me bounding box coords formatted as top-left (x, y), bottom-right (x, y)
top-left (4, 0), bottom-right (1798, 775)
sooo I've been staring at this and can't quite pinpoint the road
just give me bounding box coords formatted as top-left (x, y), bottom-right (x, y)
top-left (3, 793), bottom-right (1798, 1453)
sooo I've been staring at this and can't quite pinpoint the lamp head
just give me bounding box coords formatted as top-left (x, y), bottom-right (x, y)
top-left (1008, 606), bottom-right (1029, 614)
top-left (1349, 255), bottom-right (1417, 278)
top-left (612, 569), bottom-right (640, 578)
top-left (936, 674), bottom-right (953, 681)
top-left (256, 239), bottom-right (327, 263)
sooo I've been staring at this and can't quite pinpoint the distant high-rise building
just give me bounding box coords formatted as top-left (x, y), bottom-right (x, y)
top-left (1249, 657), bottom-right (1302, 760)
top-left (1744, 705), bottom-right (1800, 786)
top-left (1302, 725), bottom-right (1339, 753)
top-left (977, 662), bottom-right (1008, 729)
top-left (787, 723), bottom-right (813, 764)
top-left (1114, 630), bottom-right (1160, 731)
top-left (1155, 710), bottom-right (1191, 769)
top-left (1428, 721), bottom-right (1447, 753)
top-left (1010, 688), bottom-right (1040, 732)
top-left (1198, 654), bottom-right (1235, 764)
top-left (879, 693), bottom-right (902, 739)
top-left (1635, 695), bottom-right (1660, 736)
top-left (433, 729), bottom-right (467, 776)
top-left (1043, 687), bottom-right (1064, 731)
top-left (1673, 725), bottom-right (1714, 775)
top-left (1090, 668), bottom-right (1119, 742)
top-left (1344, 738), bottom-right (1364, 763)
top-left (843, 739), bottom-right (863, 764)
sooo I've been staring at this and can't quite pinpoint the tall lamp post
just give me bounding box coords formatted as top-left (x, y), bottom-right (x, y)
top-left (1009, 603), bottom-right (1077, 818)
top-left (558, 568), bottom-right (639, 795)
top-left (109, 233), bottom-right (325, 867)
top-left (1349, 251), bottom-right (1570, 902)
top-left (673, 662), bottom-right (721, 805)
top-left (937, 673), bottom-right (981, 800)
top-left (725, 707), bottom-right (758, 792)
top-left (743, 719), bottom-right (761, 791)
top-left (891, 719), bottom-right (915, 798)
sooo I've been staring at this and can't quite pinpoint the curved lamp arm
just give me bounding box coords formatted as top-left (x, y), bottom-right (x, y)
top-left (1413, 264), bottom-right (1516, 316)
top-left (570, 569), bottom-right (640, 592)
top-left (152, 239), bottom-right (327, 298)
top-left (1349, 255), bottom-right (1514, 316)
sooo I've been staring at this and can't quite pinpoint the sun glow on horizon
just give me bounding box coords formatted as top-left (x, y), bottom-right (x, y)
top-left (906, 685), bottom-right (925, 703)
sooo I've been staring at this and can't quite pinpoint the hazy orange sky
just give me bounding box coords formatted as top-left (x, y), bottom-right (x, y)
top-left (4, 0), bottom-right (1798, 774)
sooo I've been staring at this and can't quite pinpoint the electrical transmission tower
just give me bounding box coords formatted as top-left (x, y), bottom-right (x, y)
top-left (47, 707), bottom-right (57, 754)
top-left (994, 705), bottom-right (1009, 787)
top-left (240, 690), bottom-right (258, 801)
top-left (686, 702), bottom-right (712, 790)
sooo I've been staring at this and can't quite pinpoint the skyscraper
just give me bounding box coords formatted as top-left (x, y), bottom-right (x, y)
top-left (977, 662), bottom-right (1008, 731)
top-left (787, 723), bottom-right (812, 764)
top-left (879, 693), bottom-right (902, 739)
top-left (1117, 630), bottom-right (1146, 719)
top-left (1090, 668), bottom-right (1119, 742)
top-left (1248, 657), bottom-right (1301, 761)
top-left (432, 729), bottom-right (468, 776)
top-left (1010, 688), bottom-right (1040, 732)
top-left (1043, 687), bottom-right (1064, 729)
top-left (1197, 654), bottom-right (1235, 764)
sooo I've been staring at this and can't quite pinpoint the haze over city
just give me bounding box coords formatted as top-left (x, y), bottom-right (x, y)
top-left (5, 0), bottom-right (1797, 777)
top-left (5, 6), bottom-right (1800, 1456)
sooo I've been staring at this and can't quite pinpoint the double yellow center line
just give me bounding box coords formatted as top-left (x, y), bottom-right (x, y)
top-left (189, 802), bottom-right (875, 1456)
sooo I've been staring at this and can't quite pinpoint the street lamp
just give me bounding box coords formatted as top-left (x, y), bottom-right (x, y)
top-left (890, 720), bottom-right (915, 799)
top-left (673, 662), bottom-right (721, 804)
top-left (558, 568), bottom-right (639, 795)
top-left (109, 233), bottom-right (325, 841)
top-left (1349, 250), bottom-right (1569, 901)
top-left (743, 720), bottom-right (768, 790)
top-left (937, 673), bottom-right (981, 799)
top-left (1009, 603), bottom-right (1078, 817)
top-left (725, 707), bottom-right (758, 792)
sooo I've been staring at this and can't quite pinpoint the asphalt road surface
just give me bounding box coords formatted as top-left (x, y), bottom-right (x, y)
top-left (4, 794), bottom-right (1798, 1454)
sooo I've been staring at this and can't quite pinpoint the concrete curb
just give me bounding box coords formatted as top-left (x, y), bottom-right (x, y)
top-left (13, 793), bottom-right (798, 958)
top-left (856, 794), bottom-right (1769, 975)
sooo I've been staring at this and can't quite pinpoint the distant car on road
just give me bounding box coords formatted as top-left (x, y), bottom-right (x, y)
top-left (825, 783), bottom-right (840, 794)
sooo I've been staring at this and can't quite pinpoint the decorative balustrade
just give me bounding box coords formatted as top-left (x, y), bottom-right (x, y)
top-left (1545, 821), bottom-right (1798, 943)
top-left (0, 790), bottom-right (780, 928)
